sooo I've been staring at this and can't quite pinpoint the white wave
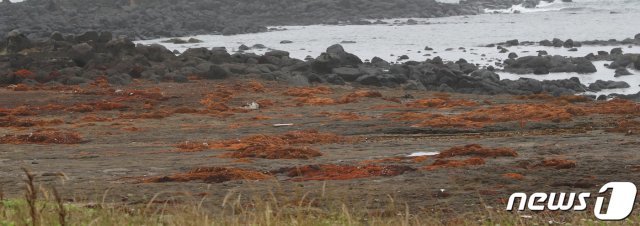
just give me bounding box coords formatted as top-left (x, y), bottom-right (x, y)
top-left (484, 1), bottom-right (567, 14)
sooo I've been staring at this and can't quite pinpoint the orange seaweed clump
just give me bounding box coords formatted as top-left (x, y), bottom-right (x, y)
top-left (256, 99), bottom-right (275, 108)
top-left (338, 90), bottom-right (383, 103)
top-left (359, 156), bottom-right (429, 165)
top-left (8, 84), bottom-right (31, 91)
top-left (172, 107), bottom-right (204, 114)
top-left (220, 146), bottom-right (322, 159)
top-left (283, 86), bottom-right (332, 97)
top-left (281, 164), bottom-right (415, 181)
top-left (0, 106), bottom-right (36, 117)
top-left (437, 144), bottom-right (518, 158)
top-left (294, 97), bottom-right (336, 106)
top-left (412, 103), bottom-right (586, 128)
top-left (405, 98), bottom-right (477, 109)
top-left (516, 93), bottom-right (590, 104)
top-left (503, 173), bottom-right (525, 180)
top-left (119, 111), bottom-right (173, 119)
top-left (118, 88), bottom-right (168, 101)
top-left (14, 69), bottom-right (34, 78)
top-left (144, 167), bottom-right (272, 183)
top-left (0, 129), bottom-right (83, 144)
top-left (0, 117), bottom-right (63, 127)
top-left (462, 104), bottom-right (580, 123)
top-left (423, 158), bottom-right (485, 170)
top-left (587, 99), bottom-right (640, 115)
top-left (247, 80), bottom-right (266, 92)
top-left (66, 101), bottom-right (129, 113)
top-left (537, 159), bottom-right (576, 169)
top-left (516, 93), bottom-right (554, 100)
top-left (200, 87), bottom-right (234, 112)
top-left (251, 115), bottom-right (272, 121)
top-left (176, 141), bottom-right (210, 152)
top-left (209, 130), bottom-right (347, 159)
top-left (80, 114), bottom-right (113, 122)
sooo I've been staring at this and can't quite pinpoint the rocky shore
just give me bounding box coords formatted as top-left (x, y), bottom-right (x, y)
top-left (2, 30), bottom-right (639, 101)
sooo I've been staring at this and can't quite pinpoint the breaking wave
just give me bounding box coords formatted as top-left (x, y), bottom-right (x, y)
top-left (484, 1), bottom-right (567, 14)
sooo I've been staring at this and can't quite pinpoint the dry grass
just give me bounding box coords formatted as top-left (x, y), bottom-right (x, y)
top-left (2, 170), bottom-right (640, 225)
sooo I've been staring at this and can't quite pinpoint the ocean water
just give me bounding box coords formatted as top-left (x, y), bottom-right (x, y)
top-left (138, 0), bottom-right (640, 95)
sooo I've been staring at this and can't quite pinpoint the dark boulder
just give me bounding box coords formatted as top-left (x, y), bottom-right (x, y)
top-left (588, 80), bottom-right (630, 91)
top-left (238, 44), bottom-right (250, 51)
top-left (264, 50), bottom-right (290, 58)
top-left (356, 74), bottom-right (382, 86)
top-left (5, 30), bottom-right (32, 53)
top-left (552, 38), bottom-right (564, 47)
top-left (332, 67), bottom-right (362, 81)
top-left (611, 48), bottom-right (623, 55)
top-left (504, 55), bottom-right (596, 74)
top-left (50, 32), bottom-right (64, 41)
top-left (370, 57), bottom-right (390, 68)
top-left (614, 68), bottom-right (633, 77)
top-left (563, 39), bottom-right (574, 48)
top-left (470, 69), bottom-right (500, 83)
top-left (75, 31), bottom-right (100, 43)
top-left (311, 44), bottom-right (362, 73)
top-left (202, 65), bottom-right (229, 79)
top-left (323, 74), bottom-right (346, 85)
top-left (105, 37), bottom-right (136, 55)
top-left (574, 58), bottom-right (597, 73)
top-left (540, 39), bottom-right (553, 46)
top-left (506, 39), bottom-right (519, 46)
top-left (69, 43), bottom-right (94, 67)
top-left (180, 47), bottom-right (211, 60)
top-left (508, 52), bottom-right (518, 59)
top-left (107, 73), bottom-right (132, 85)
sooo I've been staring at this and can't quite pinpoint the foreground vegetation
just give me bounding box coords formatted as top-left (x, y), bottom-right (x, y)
top-left (0, 170), bottom-right (637, 226)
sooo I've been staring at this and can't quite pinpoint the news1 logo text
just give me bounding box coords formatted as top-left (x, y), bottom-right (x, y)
top-left (506, 182), bottom-right (637, 221)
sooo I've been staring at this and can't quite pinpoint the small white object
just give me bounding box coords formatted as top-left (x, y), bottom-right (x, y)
top-left (242, 102), bottom-right (260, 110)
top-left (273, 123), bottom-right (294, 127)
top-left (407, 152), bottom-right (439, 157)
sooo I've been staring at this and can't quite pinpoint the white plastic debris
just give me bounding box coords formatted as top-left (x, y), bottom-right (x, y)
top-left (242, 102), bottom-right (260, 110)
top-left (273, 123), bottom-right (294, 127)
top-left (407, 152), bottom-right (439, 157)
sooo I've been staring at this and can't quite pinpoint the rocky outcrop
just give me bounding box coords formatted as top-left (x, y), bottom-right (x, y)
top-left (0, 32), bottom-right (603, 97)
top-left (503, 55), bottom-right (597, 74)
top-left (588, 80), bottom-right (630, 92)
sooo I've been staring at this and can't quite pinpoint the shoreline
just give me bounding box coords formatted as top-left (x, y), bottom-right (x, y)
top-left (2, 30), bottom-right (640, 100)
